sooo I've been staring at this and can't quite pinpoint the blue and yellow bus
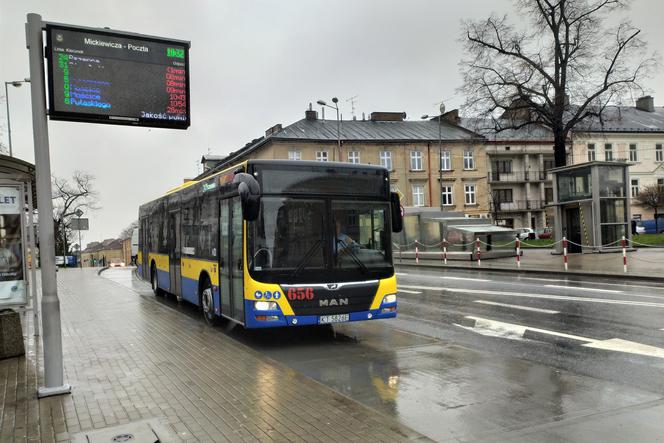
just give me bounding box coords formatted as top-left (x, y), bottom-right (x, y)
top-left (138, 159), bottom-right (403, 328)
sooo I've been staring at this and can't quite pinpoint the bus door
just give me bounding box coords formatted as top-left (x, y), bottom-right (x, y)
top-left (169, 210), bottom-right (182, 297)
top-left (219, 197), bottom-right (245, 323)
top-left (140, 218), bottom-right (149, 279)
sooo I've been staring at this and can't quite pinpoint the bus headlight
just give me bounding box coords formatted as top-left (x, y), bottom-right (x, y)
top-left (255, 301), bottom-right (278, 311)
top-left (382, 294), bottom-right (397, 304)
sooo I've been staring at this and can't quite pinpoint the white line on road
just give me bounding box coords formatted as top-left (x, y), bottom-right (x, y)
top-left (458, 316), bottom-right (664, 359)
top-left (398, 289), bottom-right (422, 294)
top-left (473, 300), bottom-right (560, 314)
top-left (396, 272), bottom-right (409, 276)
top-left (440, 276), bottom-right (491, 282)
top-left (545, 284), bottom-right (623, 293)
top-left (518, 276), bottom-right (663, 290)
top-left (398, 284), bottom-right (664, 309)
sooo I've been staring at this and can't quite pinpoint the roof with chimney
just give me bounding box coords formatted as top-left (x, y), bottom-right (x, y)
top-left (572, 105), bottom-right (664, 133)
top-left (458, 118), bottom-right (554, 142)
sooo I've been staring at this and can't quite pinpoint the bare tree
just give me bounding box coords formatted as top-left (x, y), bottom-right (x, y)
top-left (118, 221), bottom-right (138, 240)
top-left (52, 171), bottom-right (99, 256)
top-left (635, 184), bottom-right (664, 231)
top-left (460, 0), bottom-right (656, 166)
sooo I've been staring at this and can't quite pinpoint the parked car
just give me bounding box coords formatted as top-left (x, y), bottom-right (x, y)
top-left (636, 219), bottom-right (664, 234)
top-left (537, 228), bottom-right (553, 239)
top-left (517, 228), bottom-right (536, 240)
top-left (109, 260), bottom-right (126, 267)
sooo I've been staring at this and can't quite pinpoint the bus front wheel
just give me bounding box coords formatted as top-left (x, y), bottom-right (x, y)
top-left (200, 277), bottom-right (218, 325)
top-left (151, 264), bottom-right (163, 297)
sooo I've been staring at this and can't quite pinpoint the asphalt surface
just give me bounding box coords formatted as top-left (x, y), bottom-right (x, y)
top-left (102, 267), bottom-right (664, 442)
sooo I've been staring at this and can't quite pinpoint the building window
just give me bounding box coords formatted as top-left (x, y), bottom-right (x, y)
top-left (410, 150), bottom-right (423, 171)
top-left (412, 185), bottom-right (424, 207)
top-left (288, 150), bottom-right (301, 161)
top-left (463, 150), bottom-right (475, 170)
top-left (545, 187), bottom-right (554, 203)
top-left (441, 185), bottom-right (453, 206)
top-left (604, 143), bottom-right (613, 161)
top-left (658, 178), bottom-right (664, 188)
top-left (493, 160), bottom-right (512, 173)
top-left (316, 151), bottom-right (328, 162)
top-left (464, 184), bottom-right (476, 205)
top-left (543, 159), bottom-right (555, 171)
top-left (440, 151), bottom-right (451, 171)
top-left (495, 189), bottom-right (513, 203)
top-left (380, 151), bottom-right (392, 170)
top-left (348, 151), bottom-right (360, 164)
top-left (629, 144), bottom-right (638, 162)
top-left (631, 179), bottom-right (640, 198)
top-left (587, 143), bottom-right (596, 161)
top-left (657, 144), bottom-right (663, 162)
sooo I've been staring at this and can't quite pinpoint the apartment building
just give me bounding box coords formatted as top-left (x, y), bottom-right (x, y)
top-left (203, 108), bottom-right (490, 217)
top-left (571, 96), bottom-right (664, 220)
top-left (458, 119), bottom-right (556, 229)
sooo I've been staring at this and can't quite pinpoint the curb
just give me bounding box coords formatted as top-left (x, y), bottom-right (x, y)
top-left (97, 266), bottom-right (110, 275)
top-left (395, 261), bottom-right (664, 284)
top-left (522, 330), bottom-right (588, 348)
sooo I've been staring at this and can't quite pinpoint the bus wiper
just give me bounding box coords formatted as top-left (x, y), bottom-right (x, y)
top-left (336, 239), bottom-right (368, 274)
top-left (291, 239), bottom-right (322, 278)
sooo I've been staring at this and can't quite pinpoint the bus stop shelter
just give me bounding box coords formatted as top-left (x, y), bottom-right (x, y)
top-left (0, 154), bottom-right (39, 358)
top-left (548, 161), bottom-right (631, 253)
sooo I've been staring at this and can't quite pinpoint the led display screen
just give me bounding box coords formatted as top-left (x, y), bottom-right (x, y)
top-left (46, 24), bottom-right (190, 129)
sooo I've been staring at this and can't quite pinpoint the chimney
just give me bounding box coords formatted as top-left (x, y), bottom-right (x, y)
top-left (305, 102), bottom-right (318, 120)
top-left (369, 112), bottom-right (406, 122)
top-left (636, 95), bottom-right (655, 112)
top-left (265, 123), bottom-right (283, 137)
top-left (442, 109), bottom-right (460, 124)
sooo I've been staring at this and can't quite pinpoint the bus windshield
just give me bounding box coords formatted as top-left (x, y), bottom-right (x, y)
top-left (248, 197), bottom-right (392, 283)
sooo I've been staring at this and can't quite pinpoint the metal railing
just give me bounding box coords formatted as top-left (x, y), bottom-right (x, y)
top-left (490, 200), bottom-right (545, 211)
top-left (488, 170), bottom-right (552, 183)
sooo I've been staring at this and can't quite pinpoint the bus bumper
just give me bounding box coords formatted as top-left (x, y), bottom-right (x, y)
top-left (244, 300), bottom-right (397, 329)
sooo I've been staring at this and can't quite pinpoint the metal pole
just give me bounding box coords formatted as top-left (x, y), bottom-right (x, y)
top-left (62, 221), bottom-right (66, 268)
top-left (335, 106), bottom-right (340, 161)
top-left (26, 181), bottom-right (39, 336)
top-left (4, 82), bottom-right (13, 157)
top-left (78, 222), bottom-right (82, 268)
top-left (26, 13), bottom-right (70, 397)
top-left (438, 117), bottom-right (442, 210)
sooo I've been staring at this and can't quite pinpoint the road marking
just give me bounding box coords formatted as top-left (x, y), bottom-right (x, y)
top-left (473, 300), bottom-right (560, 314)
top-left (518, 276), bottom-right (664, 290)
top-left (545, 284), bottom-right (623, 293)
top-left (583, 339), bottom-right (664, 359)
top-left (396, 272), bottom-right (409, 276)
top-left (445, 288), bottom-right (664, 309)
top-left (441, 276), bottom-right (491, 282)
top-left (458, 315), bottom-right (664, 359)
top-left (398, 289), bottom-right (422, 294)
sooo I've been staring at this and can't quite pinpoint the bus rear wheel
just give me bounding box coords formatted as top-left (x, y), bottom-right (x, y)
top-left (200, 277), bottom-right (218, 325)
top-left (151, 264), bottom-right (163, 297)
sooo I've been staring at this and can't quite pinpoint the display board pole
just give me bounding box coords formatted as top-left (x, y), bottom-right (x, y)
top-left (26, 181), bottom-right (39, 336)
top-left (26, 13), bottom-right (70, 398)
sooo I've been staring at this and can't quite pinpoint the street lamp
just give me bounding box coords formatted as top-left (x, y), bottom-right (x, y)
top-left (4, 78), bottom-right (30, 157)
top-left (317, 97), bottom-right (341, 161)
top-left (421, 102), bottom-right (446, 210)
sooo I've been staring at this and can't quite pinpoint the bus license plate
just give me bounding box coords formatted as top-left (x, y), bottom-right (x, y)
top-left (319, 314), bottom-right (349, 324)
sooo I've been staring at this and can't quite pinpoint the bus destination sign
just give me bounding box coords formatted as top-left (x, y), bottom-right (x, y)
top-left (46, 24), bottom-right (190, 129)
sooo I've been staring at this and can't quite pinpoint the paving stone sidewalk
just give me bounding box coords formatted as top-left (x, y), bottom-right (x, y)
top-left (0, 269), bottom-right (428, 442)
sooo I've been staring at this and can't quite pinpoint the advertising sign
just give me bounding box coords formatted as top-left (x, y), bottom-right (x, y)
top-left (70, 218), bottom-right (89, 230)
top-left (46, 24), bottom-right (190, 129)
top-left (0, 186), bottom-right (26, 306)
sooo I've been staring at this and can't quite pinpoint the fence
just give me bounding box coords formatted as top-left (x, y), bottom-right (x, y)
top-left (393, 236), bottom-right (663, 273)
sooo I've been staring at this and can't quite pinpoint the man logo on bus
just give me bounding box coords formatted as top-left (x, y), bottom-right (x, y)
top-left (319, 298), bottom-right (348, 307)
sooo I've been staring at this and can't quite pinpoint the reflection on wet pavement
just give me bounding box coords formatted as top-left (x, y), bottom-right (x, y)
top-left (102, 268), bottom-right (662, 442)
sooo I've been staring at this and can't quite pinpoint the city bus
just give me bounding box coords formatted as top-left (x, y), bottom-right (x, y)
top-left (137, 159), bottom-right (403, 328)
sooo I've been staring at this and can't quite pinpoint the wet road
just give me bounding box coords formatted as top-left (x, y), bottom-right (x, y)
top-left (102, 267), bottom-right (664, 442)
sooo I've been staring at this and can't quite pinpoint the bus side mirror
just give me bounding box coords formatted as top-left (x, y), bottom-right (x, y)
top-left (390, 192), bottom-right (403, 233)
top-left (233, 173), bottom-right (261, 221)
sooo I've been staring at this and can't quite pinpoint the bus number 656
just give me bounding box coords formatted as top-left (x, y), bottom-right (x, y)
top-left (287, 287), bottom-right (314, 301)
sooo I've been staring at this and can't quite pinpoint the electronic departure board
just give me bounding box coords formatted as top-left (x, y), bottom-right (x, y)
top-left (46, 24), bottom-right (190, 129)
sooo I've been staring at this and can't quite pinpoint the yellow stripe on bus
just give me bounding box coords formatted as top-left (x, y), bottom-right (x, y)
top-left (148, 253), bottom-right (169, 272)
top-left (181, 257), bottom-right (219, 287)
top-left (370, 274), bottom-right (397, 310)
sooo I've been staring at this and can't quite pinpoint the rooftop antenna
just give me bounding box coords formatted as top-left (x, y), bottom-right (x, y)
top-left (346, 95), bottom-right (359, 119)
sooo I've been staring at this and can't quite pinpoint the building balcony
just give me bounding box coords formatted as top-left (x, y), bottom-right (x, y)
top-left (490, 200), bottom-right (546, 212)
top-left (488, 170), bottom-right (552, 183)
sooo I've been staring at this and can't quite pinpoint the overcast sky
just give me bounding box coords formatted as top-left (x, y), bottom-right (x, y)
top-left (1, 0), bottom-right (663, 247)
